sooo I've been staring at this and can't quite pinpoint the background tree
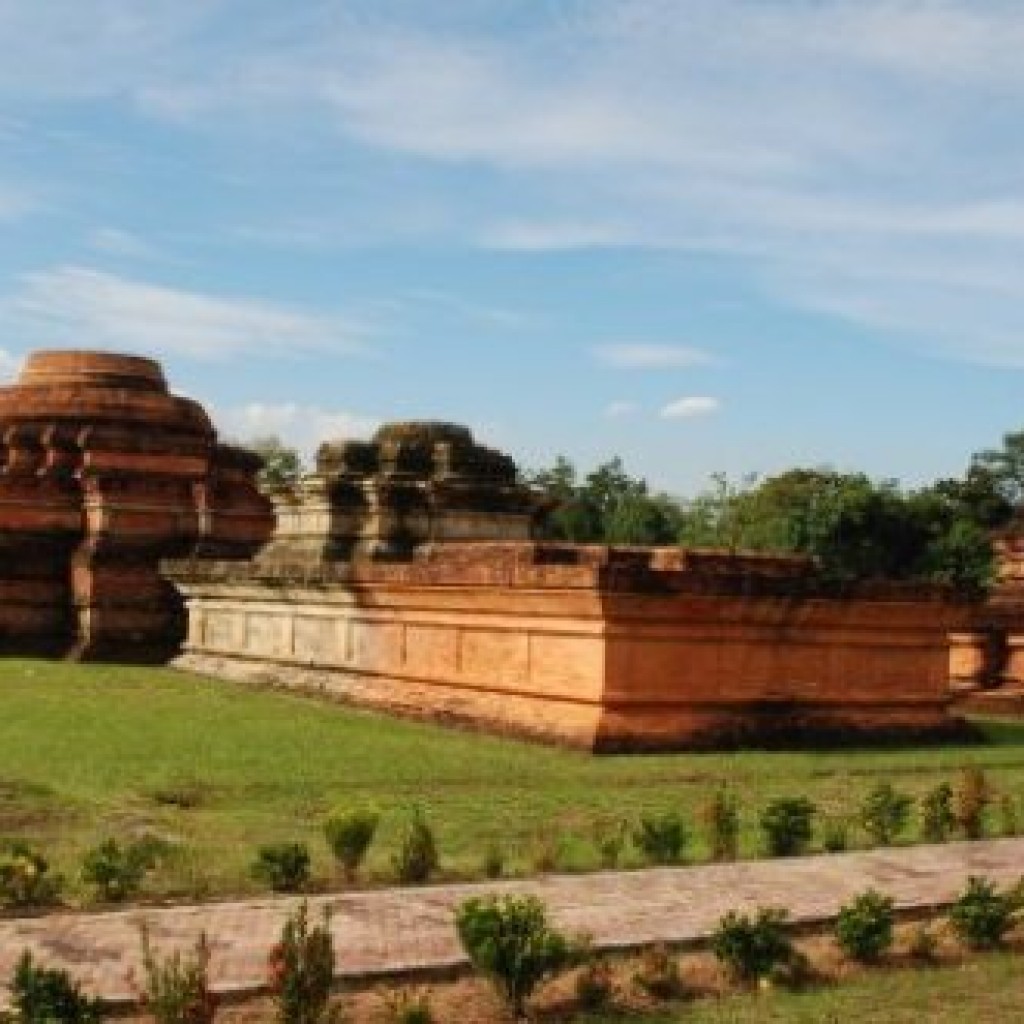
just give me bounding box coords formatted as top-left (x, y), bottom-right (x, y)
top-left (246, 435), bottom-right (303, 490)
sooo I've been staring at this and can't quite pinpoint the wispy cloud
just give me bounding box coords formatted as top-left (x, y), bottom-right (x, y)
top-left (661, 396), bottom-right (720, 419)
top-left (604, 400), bottom-right (638, 419)
top-left (215, 401), bottom-right (379, 462)
top-left (595, 344), bottom-right (714, 370)
top-left (2, 265), bottom-right (368, 362)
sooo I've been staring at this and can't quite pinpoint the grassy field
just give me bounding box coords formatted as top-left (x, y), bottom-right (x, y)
top-left (2, 657), bottom-right (1024, 902)
top-left (583, 952), bottom-right (1024, 1024)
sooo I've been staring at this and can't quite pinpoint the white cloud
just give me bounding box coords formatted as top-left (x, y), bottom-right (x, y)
top-left (604, 400), bottom-right (638, 419)
top-left (595, 344), bottom-right (713, 369)
top-left (88, 227), bottom-right (158, 260)
top-left (661, 396), bottom-right (720, 419)
top-left (0, 349), bottom-right (21, 382)
top-left (215, 402), bottom-right (379, 463)
top-left (2, 265), bottom-right (368, 362)
top-left (481, 221), bottom-right (633, 252)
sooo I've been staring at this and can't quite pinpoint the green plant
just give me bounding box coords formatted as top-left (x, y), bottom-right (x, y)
top-left (81, 837), bottom-right (161, 902)
top-left (860, 782), bottom-right (914, 847)
top-left (631, 943), bottom-right (683, 1000)
top-left (632, 811), bottom-right (689, 865)
top-left (131, 924), bottom-right (216, 1024)
top-left (906, 923), bottom-right (940, 963)
top-left (455, 894), bottom-right (575, 1019)
top-left (711, 908), bottom-right (794, 982)
top-left (700, 787), bottom-right (740, 861)
top-left (0, 841), bottom-right (61, 908)
top-left (391, 809), bottom-right (438, 885)
top-left (821, 817), bottom-right (850, 853)
top-left (251, 842), bottom-right (311, 893)
top-left (949, 876), bottom-right (1015, 949)
top-left (999, 794), bottom-right (1019, 837)
top-left (323, 806), bottom-right (379, 883)
top-left (921, 783), bottom-right (956, 843)
top-left (835, 889), bottom-right (895, 962)
top-left (380, 986), bottom-right (435, 1024)
top-left (10, 950), bottom-right (105, 1023)
top-left (267, 902), bottom-right (338, 1024)
top-left (529, 832), bottom-right (562, 874)
top-left (575, 955), bottom-right (614, 1011)
top-left (759, 797), bottom-right (816, 857)
top-left (954, 766), bottom-right (992, 840)
top-left (482, 842), bottom-right (505, 880)
top-left (591, 818), bottom-right (628, 869)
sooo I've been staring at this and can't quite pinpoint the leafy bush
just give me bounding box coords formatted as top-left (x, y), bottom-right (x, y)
top-left (251, 842), bottom-right (311, 893)
top-left (323, 806), bottom-right (379, 883)
top-left (575, 955), bottom-right (614, 1011)
top-left (954, 767), bottom-right (992, 840)
top-left (591, 818), bottom-right (628, 869)
top-left (999, 794), bottom-right (1019, 837)
top-left (392, 809), bottom-right (438, 885)
top-left (131, 924), bottom-right (216, 1024)
top-left (455, 894), bottom-right (575, 1019)
top-left (630, 943), bottom-right (683, 1000)
top-left (921, 783), bottom-right (956, 843)
top-left (821, 817), bottom-right (850, 853)
top-left (834, 889), bottom-right (895, 962)
top-left (380, 987), bottom-right (435, 1024)
top-left (948, 876), bottom-right (1015, 949)
top-left (267, 902), bottom-right (338, 1024)
top-left (632, 811), bottom-right (689, 865)
top-left (759, 798), bottom-right (816, 857)
top-left (700, 787), bottom-right (740, 862)
top-left (860, 782), bottom-right (914, 847)
top-left (10, 950), bottom-right (105, 1023)
top-left (711, 908), bottom-right (794, 982)
top-left (82, 837), bottom-right (162, 902)
top-left (481, 842), bottom-right (504, 880)
top-left (0, 841), bottom-right (61, 908)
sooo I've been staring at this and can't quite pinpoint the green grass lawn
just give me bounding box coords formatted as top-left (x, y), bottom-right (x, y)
top-left (584, 952), bottom-right (1024, 1023)
top-left (2, 657), bottom-right (1024, 902)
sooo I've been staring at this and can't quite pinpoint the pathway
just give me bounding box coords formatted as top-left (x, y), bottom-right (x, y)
top-left (2, 838), bottom-right (1023, 1006)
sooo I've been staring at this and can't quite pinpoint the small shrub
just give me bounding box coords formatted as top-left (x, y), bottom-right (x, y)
top-left (529, 832), bottom-right (562, 874)
top-left (0, 841), bottom-right (61, 908)
top-left (591, 818), bottom-right (628, 869)
top-left (700, 787), bottom-right (740, 862)
top-left (906, 923), bottom-right (940, 964)
top-left (948, 875), bottom-right (1015, 949)
top-left (82, 838), bottom-right (161, 902)
top-left (380, 987), bottom-right (435, 1024)
top-left (631, 943), bottom-right (683, 1000)
top-left (821, 817), bottom-right (850, 853)
top-left (392, 809), bottom-right (438, 885)
top-left (999, 794), bottom-right (1019, 837)
top-left (759, 798), bottom-right (816, 857)
top-left (575, 955), bottom-right (614, 1011)
top-left (251, 842), bottom-right (311, 893)
top-left (10, 950), bottom-right (105, 1023)
top-left (954, 766), bottom-right (992, 840)
top-left (711, 908), bottom-right (794, 982)
top-left (860, 783), bottom-right (913, 847)
top-left (131, 924), bottom-right (217, 1024)
top-left (323, 806), bottom-right (379, 883)
top-left (835, 889), bottom-right (895, 962)
top-left (481, 842), bottom-right (505, 880)
top-left (921, 783), bottom-right (956, 844)
top-left (267, 901), bottom-right (338, 1024)
top-left (632, 811), bottom-right (689, 866)
top-left (455, 894), bottom-right (575, 1019)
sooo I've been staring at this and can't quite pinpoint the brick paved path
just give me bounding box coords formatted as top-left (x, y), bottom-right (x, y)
top-left (2, 838), bottom-right (1023, 1007)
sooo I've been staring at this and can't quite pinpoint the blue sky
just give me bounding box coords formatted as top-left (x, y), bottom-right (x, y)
top-left (2, 0), bottom-right (1023, 495)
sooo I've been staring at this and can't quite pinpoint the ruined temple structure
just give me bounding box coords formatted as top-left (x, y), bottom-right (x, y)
top-left (259, 421), bottom-right (548, 564)
top-left (0, 350), bottom-right (273, 661)
top-left (950, 514), bottom-right (1024, 713)
top-left (169, 424), bottom-right (970, 751)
